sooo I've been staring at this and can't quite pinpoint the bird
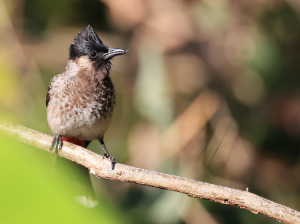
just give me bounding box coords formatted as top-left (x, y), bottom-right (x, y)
top-left (46, 25), bottom-right (127, 167)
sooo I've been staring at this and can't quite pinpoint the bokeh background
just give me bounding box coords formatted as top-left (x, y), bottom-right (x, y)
top-left (1, 0), bottom-right (300, 223)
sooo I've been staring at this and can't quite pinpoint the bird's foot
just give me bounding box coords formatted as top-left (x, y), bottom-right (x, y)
top-left (49, 134), bottom-right (63, 154)
top-left (103, 153), bottom-right (115, 170)
top-left (99, 139), bottom-right (116, 170)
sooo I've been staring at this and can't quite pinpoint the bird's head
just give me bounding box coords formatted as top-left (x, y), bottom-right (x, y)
top-left (69, 25), bottom-right (127, 71)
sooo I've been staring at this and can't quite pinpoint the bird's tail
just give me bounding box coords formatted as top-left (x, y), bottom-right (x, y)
top-left (54, 138), bottom-right (98, 208)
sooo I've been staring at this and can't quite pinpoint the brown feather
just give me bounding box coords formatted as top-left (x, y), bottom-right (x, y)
top-left (46, 85), bottom-right (52, 107)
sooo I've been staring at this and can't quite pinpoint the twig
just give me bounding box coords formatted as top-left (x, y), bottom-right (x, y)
top-left (0, 119), bottom-right (299, 224)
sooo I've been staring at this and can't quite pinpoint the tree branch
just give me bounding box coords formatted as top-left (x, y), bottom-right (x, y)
top-left (0, 119), bottom-right (299, 223)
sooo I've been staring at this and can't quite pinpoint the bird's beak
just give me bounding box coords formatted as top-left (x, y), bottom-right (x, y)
top-left (103, 48), bottom-right (127, 60)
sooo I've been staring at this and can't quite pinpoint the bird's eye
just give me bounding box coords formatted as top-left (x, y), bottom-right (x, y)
top-left (90, 51), bottom-right (97, 58)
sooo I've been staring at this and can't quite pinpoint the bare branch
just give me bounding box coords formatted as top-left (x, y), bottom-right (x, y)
top-left (0, 119), bottom-right (299, 223)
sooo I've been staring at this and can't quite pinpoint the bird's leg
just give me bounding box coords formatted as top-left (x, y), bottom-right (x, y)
top-left (99, 139), bottom-right (115, 169)
top-left (50, 134), bottom-right (63, 154)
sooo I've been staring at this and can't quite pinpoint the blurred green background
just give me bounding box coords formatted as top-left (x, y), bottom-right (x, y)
top-left (1, 0), bottom-right (300, 223)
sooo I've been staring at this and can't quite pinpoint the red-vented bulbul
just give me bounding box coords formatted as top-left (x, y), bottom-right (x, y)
top-left (46, 25), bottom-right (126, 166)
top-left (46, 25), bottom-right (126, 206)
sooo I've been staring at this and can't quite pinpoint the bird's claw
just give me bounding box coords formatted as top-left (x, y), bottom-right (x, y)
top-left (103, 153), bottom-right (115, 169)
top-left (50, 135), bottom-right (63, 154)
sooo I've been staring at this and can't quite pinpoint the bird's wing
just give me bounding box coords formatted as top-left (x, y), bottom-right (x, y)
top-left (46, 85), bottom-right (52, 107)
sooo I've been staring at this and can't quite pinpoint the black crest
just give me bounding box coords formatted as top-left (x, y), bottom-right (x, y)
top-left (69, 25), bottom-right (108, 60)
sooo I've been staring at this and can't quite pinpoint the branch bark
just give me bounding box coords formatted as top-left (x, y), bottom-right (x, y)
top-left (0, 119), bottom-right (299, 224)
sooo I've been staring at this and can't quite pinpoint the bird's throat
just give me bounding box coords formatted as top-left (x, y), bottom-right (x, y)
top-left (61, 137), bottom-right (84, 147)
